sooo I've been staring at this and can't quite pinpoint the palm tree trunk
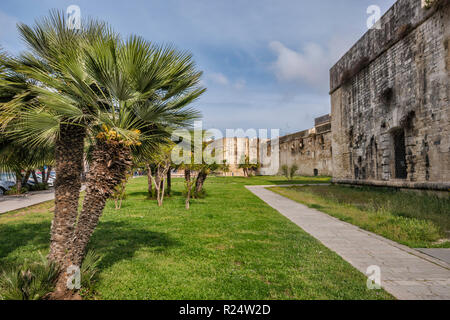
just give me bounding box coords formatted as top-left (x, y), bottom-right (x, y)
top-left (15, 170), bottom-right (23, 194)
top-left (155, 181), bottom-right (162, 206)
top-left (22, 170), bottom-right (31, 186)
top-left (185, 169), bottom-right (191, 210)
top-left (153, 166), bottom-right (162, 205)
top-left (195, 171), bottom-right (208, 195)
top-left (32, 170), bottom-right (39, 185)
top-left (167, 169), bottom-right (172, 196)
top-left (185, 187), bottom-right (191, 210)
top-left (41, 167), bottom-right (46, 183)
top-left (49, 124), bottom-right (86, 265)
top-left (160, 177), bottom-right (166, 205)
top-left (44, 166), bottom-right (52, 185)
top-left (69, 140), bottom-right (132, 267)
top-left (147, 163), bottom-right (153, 197)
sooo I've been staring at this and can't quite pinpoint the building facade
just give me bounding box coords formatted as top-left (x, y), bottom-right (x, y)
top-left (330, 0), bottom-right (450, 190)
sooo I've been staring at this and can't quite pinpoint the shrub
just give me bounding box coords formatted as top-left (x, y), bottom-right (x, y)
top-left (423, 0), bottom-right (444, 9)
top-left (5, 185), bottom-right (29, 195)
top-left (112, 179), bottom-right (128, 210)
top-left (80, 250), bottom-right (102, 289)
top-left (281, 165), bottom-right (289, 180)
top-left (0, 254), bottom-right (59, 300)
top-left (0, 250), bottom-right (102, 300)
top-left (289, 165), bottom-right (298, 180)
top-left (281, 165), bottom-right (298, 181)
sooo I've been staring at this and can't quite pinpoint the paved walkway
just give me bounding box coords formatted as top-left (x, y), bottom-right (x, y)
top-left (0, 189), bottom-right (55, 214)
top-left (246, 185), bottom-right (450, 300)
top-left (416, 249), bottom-right (450, 265)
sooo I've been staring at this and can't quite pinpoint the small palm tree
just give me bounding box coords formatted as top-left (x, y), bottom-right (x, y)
top-left (144, 143), bottom-right (174, 206)
top-left (173, 131), bottom-right (212, 208)
top-left (193, 139), bottom-right (220, 197)
top-left (281, 164), bottom-right (298, 181)
top-left (239, 155), bottom-right (260, 177)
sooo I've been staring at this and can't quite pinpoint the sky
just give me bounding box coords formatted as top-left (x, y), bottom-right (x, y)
top-left (0, 0), bottom-right (396, 136)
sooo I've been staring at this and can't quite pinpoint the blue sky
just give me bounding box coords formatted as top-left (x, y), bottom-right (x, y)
top-left (0, 0), bottom-right (396, 135)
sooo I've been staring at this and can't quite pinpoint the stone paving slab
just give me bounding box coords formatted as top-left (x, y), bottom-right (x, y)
top-left (416, 249), bottom-right (450, 265)
top-left (246, 185), bottom-right (450, 300)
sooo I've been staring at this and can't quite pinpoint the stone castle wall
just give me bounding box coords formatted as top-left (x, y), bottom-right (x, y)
top-left (208, 115), bottom-right (333, 177)
top-left (330, 0), bottom-right (450, 190)
top-left (278, 115), bottom-right (333, 177)
top-left (208, 137), bottom-right (261, 176)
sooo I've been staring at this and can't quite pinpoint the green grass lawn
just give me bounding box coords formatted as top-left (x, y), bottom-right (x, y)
top-left (270, 185), bottom-right (450, 249)
top-left (0, 176), bottom-right (393, 300)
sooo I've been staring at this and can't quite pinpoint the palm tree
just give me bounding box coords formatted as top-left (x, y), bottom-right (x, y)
top-left (239, 155), bottom-right (260, 177)
top-left (194, 162), bottom-right (220, 197)
top-left (0, 12), bottom-right (114, 265)
top-left (1, 11), bottom-right (205, 296)
top-left (193, 139), bottom-right (221, 197)
top-left (60, 35), bottom-right (205, 272)
top-left (175, 131), bottom-right (207, 209)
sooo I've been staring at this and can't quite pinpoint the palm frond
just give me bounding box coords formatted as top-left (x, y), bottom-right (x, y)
top-left (2, 10), bottom-right (206, 164)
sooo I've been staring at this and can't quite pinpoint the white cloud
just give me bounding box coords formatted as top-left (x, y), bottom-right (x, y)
top-left (207, 72), bottom-right (229, 85)
top-left (206, 73), bottom-right (247, 91)
top-left (269, 37), bottom-right (354, 91)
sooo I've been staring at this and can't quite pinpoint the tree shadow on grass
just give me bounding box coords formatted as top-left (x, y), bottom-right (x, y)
top-left (168, 191), bottom-right (183, 197)
top-left (0, 220), bottom-right (178, 271)
top-left (127, 191), bottom-right (151, 198)
top-left (88, 221), bottom-right (179, 270)
top-left (127, 190), bottom-right (184, 198)
top-left (0, 221), bottom-right (51, 265)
